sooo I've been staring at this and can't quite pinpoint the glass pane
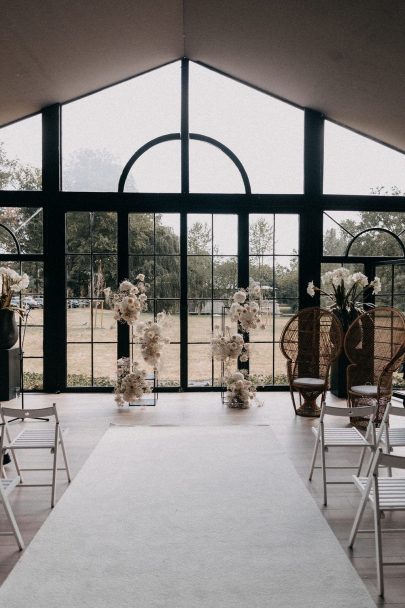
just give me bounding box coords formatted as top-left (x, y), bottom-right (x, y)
top-left (25, 307), bottom-right (43, 326)
top-left (249, 255), bottom-right (274, 286)
top-left (188, 214), bottom-right (212, 254)
top-left (159, 344), bottom-right (180, 387)
top-left (125, 141), bottom-right (180, 193)
top-left (323, 211), bottom-right (405, 257)
top-left (155, 256), bottom-right (180, 298)
top-left (67, 305), bottom-right (92, 342)
top-left (24, 359), bottom-right (43, 390)
top-left (155, 214), bottom-right (180, 254)
top-left (274, 345), bottom-right (288, 385)
top-left (92, 212), bottom-right (117, 253)
top-left (249, 214), bottom-right (274, 255)
top-left (213, 256), bottom-right (238, 298)
top-left (213, 214), bottom-right (237, 255)
top-left (67, 343), bottom-right (92, 386)
top-left (129, 256), bottom-right (154, 297)
top-left (349, 231), bottom-right (403, 257)
top-left (188, 344), bottom-right (212, 387)
top-left (274, 257), bottom-right (298, 299)
top-left (92, 301), bottom-right (117, 343)
top-left (249, 343), bottom-right (273, 384)
top-left (23, 326), bottom-right (43, 357)
top-left (93, 344), bottom-right (116, 386)
top-left (156, 300), bottom-right (180, 343)
top-left (275, 215), bottom-right (299, 255)
top-left (63, 62), bottom-right (181, 192)
top-left (129, 213), bottom-right (154, 255)
top-left (92, 255), bottom-right (117, 295)
top-left (0, 208), bottom-right (43, 253)
top-left (189, 62), bottom-right (304, 194)
top-left (66, 255), bottom-right (91, 298)
top-left (324, 121), bottom-right (405, 195)
top-left (187, 256), bottom-right (212, 298)
top-left (66, 212), bottom-right (91, 253)
top-left (189, 140), bottom-right (245, 193)
top-left (188, 301), bottom-right (213, 342)
top-left (21, 261), bottom-right (44, 295)
top-left (0, 115), bottom-right (42, 191)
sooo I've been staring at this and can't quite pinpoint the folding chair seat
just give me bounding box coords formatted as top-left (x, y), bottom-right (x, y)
top-left (308, 403), bottom-right (377, 505)
top-left (349, 450), bottom-right (405, 597)
top-left (0, 404), bottom-right (71, 508)
top-left (0, 476), bottom-right (24, 550)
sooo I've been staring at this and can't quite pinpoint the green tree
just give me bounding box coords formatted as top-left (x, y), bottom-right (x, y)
top-left (249, 218), bottom-right (273, 263)
top-left (0, 142), bottom-right (41, 191)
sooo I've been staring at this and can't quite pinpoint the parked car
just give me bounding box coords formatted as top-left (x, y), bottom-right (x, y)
top-left (23, 296), bottom-right (41, 309)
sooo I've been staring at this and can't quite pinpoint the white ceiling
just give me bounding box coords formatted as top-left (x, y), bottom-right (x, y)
top-left (1, 0), bottom-right (405, 151)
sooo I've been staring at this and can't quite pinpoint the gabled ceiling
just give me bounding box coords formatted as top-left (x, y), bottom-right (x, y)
top-left (1, 0), bottom-right (405, 151)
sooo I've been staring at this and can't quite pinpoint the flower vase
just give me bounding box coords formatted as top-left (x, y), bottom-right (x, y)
top-left (330, 308), bottom-right (358, 398)
top-left (0, 309), bottom-right (18, 350)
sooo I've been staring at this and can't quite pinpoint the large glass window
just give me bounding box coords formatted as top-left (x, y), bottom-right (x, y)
top-left (62, 62), bottom-right (181, 192)
top-left (189, 62), bottom-right (304, 193)
top-left (324, 121), bottom-right (405, 195)
top-left (0, 115), bottom-right (42, 191)
top-left (249, 214), bottom-right (299, 384)
top-left (66, 212), bottom-right (118, 386)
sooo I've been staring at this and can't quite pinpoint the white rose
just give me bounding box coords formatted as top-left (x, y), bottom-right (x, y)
top-left (233, 290), bottom-right (247, 304)
top-left (307, 281), bottom-right (316, 297)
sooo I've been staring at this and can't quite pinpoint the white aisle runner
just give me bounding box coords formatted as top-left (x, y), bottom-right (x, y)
top-left (0, 426), bottom-right (375, 608)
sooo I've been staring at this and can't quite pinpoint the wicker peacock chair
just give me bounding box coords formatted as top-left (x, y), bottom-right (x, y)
top-left (280, 307), bottom-right (343, 416)
top-left (344, 306), bottom-right (405, 425)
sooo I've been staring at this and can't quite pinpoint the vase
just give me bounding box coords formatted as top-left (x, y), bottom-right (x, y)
top-left (0, 309), bottom-right (18, 349)
top-left (330, 308), bottom-right (359, 398)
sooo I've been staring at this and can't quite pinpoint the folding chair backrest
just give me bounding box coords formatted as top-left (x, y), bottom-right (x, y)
top-left (387, 404), bottom-right (405, 418)
top-left (323, 404), bottom-right (376, 419)
top-left (377, 451), bottom-right (405, 471)
top-left (0, 405), bottom-right (57, 421)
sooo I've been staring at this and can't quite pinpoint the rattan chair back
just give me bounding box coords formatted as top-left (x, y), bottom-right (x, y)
top-left (344, 306), bottom-right (405, 394)
top-left (280, 307), bottom-right (343, 382)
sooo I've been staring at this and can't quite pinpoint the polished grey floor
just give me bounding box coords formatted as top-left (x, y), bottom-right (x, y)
top-left (0, 391), bottom-right (404, 606)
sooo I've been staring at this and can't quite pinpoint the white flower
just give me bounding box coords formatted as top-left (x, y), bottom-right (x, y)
top-left (119, 280), bottom-right (133, 292)
top-left (233, 290), bottom-right (247, 304)
top-left (370, 276), bottom-right (382, 294)
top-left (321, 271), bottom-right (333, 285)
top-left (351, 272), bottom-right (369, 287)
top-left (332, 267), bottom-right (350, 287)
top-left (136, 273), bottom-right (145, 282)
top-left (307, 281), bottom-right (315, 297)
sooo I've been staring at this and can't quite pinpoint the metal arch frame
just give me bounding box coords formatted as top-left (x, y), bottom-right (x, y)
top-left (345, 227), bottom-right (405, 257)
top-left (0, 223), bottom-right (21, 255)
top-left (118, 133), bottom-right (251, 194)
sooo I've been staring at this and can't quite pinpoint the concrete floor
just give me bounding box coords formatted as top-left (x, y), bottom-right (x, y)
top-left (0, 391), bottom-right (404, 606)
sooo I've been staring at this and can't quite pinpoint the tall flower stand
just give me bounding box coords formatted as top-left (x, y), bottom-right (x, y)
top-left (129, 370), bottom-right (158, 407)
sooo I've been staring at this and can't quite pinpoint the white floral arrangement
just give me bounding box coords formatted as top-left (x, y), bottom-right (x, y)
top-left (225, 371), bottom-right (257, 409)
top-left (307, 268), bottom-right (381, 314)
top-left (114, 357), bottom-right (149, 407)
top-left (229, 282), bottom-right (266, 332)
top-left (211, 325), bottom-right (249, 365)
top-left (137, 311), bottom-right (171, 370)
top-left (104, 274), bottom-right (147, 325)
top-left (0, 267), bottom-right (29, 310)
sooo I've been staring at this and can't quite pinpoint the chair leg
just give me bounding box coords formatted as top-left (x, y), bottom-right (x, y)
top-left (9, 448), bottom-right (23, 482)
top-left (59, 431), bottom-right (71, 483)
top-left (308, 432), bottom-right (320, 481)
top-left (51, 440), bottom-right (58, 508)
top-left (372, 477), bottom-right (384, 597)
top-left (1, 492), bottom-right (24, 550)
top-left (356, 446), bottom-right (367, 476)
top-left (320, 434), bottom-right (327, 506)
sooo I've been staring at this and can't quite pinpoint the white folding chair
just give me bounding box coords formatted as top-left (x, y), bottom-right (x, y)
top-left (0, 476), bottom-right (24, 550)
top-left (349, 449), bottom-right (405, 597)
top-left (376, 401), bottom-right (405, 475)
top-left (308, 403), bottom-right (377, 505)
top-left (0, 404), bottom-right (71, 508)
